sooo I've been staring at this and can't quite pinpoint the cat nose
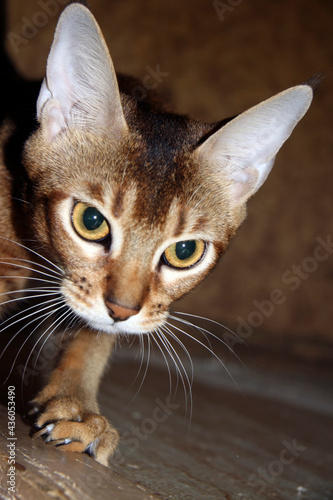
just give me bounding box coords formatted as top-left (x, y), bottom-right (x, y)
top-left (105, 300), bottom-right (140, 322)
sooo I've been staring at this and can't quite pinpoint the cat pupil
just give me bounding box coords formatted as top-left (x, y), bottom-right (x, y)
top-left (176, 241), bottom-right (196, 260)
top-left (83, 207), bottom-right (104, 231)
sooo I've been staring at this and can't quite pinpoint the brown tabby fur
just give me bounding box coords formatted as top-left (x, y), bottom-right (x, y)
top-left (0, 2), bottom-right (313, 465)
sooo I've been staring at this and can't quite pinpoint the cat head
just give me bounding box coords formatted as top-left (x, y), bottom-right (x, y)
top-left (23, 3), bottom-right (313, 335)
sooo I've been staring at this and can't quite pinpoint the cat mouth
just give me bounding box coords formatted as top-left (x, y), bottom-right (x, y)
top-left (66, 301), bottom-right (164, 336)
top-left (82, 316), bottom-right (157, 336)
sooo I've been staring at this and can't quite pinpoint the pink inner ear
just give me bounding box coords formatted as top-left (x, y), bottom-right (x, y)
top-left (195, 85), bottom-right (313, 208)
top-left (36, 3), bottom-right (128, 141)
top-left (42, 99), bottom-right (67, 141)
top-left (228, 167), bottom-right (259, 206)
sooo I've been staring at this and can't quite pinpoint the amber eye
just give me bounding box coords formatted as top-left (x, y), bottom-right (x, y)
top-left (163, 240), bottom-right (206, 269)
top-left (72, 202), bottom-right (110, 242)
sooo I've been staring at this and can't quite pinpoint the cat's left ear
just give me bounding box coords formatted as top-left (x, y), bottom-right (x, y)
top-left (196, 85), bottom-right (313, 208)
top-left (37, 4), bottom-right (128, 141)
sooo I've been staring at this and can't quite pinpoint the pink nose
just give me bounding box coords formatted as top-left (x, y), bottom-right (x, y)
top-left (105, 300), bottom-right (140, 322)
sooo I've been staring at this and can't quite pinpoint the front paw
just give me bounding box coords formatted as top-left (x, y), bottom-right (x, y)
top-left (29, 396), bottom-right (119, 466)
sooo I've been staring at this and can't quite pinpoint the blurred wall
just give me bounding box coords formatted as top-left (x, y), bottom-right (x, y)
top-left (5, 0), bottom-right (333, 366)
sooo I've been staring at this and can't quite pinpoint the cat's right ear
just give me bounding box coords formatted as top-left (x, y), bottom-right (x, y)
top-left (37, 4), bottom-right (128, 142)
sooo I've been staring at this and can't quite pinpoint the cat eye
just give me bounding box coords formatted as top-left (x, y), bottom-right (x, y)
top-left (72, 202), bottom-right (110, 242)
top-left (162, 240), bottom-right (206, 269)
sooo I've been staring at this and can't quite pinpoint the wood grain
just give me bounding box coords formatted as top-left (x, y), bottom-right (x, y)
top-left (1, 351), bottom-right (332, 499)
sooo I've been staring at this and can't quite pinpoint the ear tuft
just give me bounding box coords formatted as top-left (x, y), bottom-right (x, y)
top-left (37, 4), bottom-right (127, 141)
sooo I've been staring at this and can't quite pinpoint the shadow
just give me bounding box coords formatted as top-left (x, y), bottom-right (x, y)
top-left (0, 319), bottom-right (47, 414)
top-left (0, 0), bottom-right (41, 125)
top-left (0, 0), bottom-right (47, 414)
top-left (0, 0), bottom-right (42, 206)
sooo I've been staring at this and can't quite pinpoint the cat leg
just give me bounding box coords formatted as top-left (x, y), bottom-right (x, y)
top-left (30, 329), bottom-right (118, 466)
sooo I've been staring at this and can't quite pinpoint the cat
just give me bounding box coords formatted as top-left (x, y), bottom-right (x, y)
top-left (0, 1), bottom-right (314, 466)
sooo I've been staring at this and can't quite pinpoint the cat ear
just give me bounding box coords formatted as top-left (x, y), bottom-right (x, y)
top-left (37, 4), bottom-right (128, 141)
top-left (196, 85), bottom-right (313, 208)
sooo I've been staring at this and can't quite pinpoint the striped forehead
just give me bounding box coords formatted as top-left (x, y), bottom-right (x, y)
top-left (111, 169), bottom-right (193, 227)
top-left (81, 156), bottom-right (209, 239)
top-left (105, 183), bottom-right (188, 235)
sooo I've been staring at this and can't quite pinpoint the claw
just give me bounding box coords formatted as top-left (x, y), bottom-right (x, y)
top-left (27, 394), bottom-right (118, 465)
top-left (28, 405), bottom-right (39, 416)
top-left (32, 423), bottom-right (54, 439)
top-left (52, 438), bottom-right (72, 446)
top-left (32, 429), bottom-right (47, 440)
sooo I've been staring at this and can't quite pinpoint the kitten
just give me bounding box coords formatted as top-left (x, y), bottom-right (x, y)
top-left (0, 2), bottom-right (314, 466)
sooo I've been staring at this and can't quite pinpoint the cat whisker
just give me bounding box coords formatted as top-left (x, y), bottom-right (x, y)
top-left (0, 274), bottom-right (62, 286)
top-left (3, 301), bottom-right (68, 384)
top-left (151, 329), bottom-right (173, 397)
top-left (160, 324), bottom-right (194, 389)
top-left (0, 236), bottom-right (65, 276)
top-left (127, 332), bottom-right (146, 390)
top-left (25, 308), bottom-right (76, 391)
top-left (159, 325), bottom-right (192, 406)
top-left (170, 312), bottom-right (247, 365)
top-left (11, 196), bottom-right (31, 205)
top-left (165, 319), bottom-right (242, 393)
top-left (62, 309), bottom-right (80, 333)
top-left (62, 320), bottom-right (86, 349)
top-left (169, 314), bottom-right (214, 354)
top-left (155, 326), bottom-right (193, 419)
top-left (0, 298), bottom-right (66, 360)
top-left (20, 309), bottom-right (73, 400)
top-left (153, 327), bottom-right (180, 398)
top-left (0, 294), bottom-right (62, 330)
top-left (126, 332), bottom-right (137, 349)
top-left (127, 332), bottom-right (151, 406)
top-left (0, 258), bottom-right (63, 280)
top-left (0, 285), bottom-right (60, 299)
top-left (0, 291), bottom-right (61, 317)
top-left (173, 311), bottom-right (246, 347)
top-left (153, 328), bottom-right (181, 399)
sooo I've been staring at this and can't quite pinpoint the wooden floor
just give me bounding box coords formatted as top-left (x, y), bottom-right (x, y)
top-left (0, 345), bottom-right (333, 500)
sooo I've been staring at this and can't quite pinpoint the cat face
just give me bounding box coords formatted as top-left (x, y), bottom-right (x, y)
top-left (23, 126), bottom-right (233, 334)
top-left (22, 3), bottom-right (313, 335)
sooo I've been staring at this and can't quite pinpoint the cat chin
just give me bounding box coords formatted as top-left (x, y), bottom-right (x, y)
top-left (87, 322), bottom-right (151, 336)
top-left (75, 312), bottom-right (156, 336)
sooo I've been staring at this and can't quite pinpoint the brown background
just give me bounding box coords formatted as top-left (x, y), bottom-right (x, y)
top-left (5, 0), bottom-right (333, 368)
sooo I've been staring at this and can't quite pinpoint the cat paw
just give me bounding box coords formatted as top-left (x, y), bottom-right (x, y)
top-left (29, 396), bottom-right (119, 466)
